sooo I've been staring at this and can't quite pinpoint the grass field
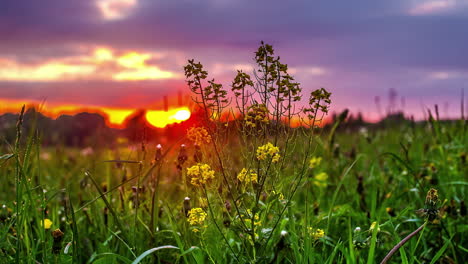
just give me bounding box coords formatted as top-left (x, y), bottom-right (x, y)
top-left (1, 109), bottom-right (466, 263)
top-left (1, 43), bottom-right (467, 263)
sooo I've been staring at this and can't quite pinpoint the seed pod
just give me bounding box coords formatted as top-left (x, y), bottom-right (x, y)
top-left (155, 144), bottom-right (163, 162)
top-left (177, 144), bottom-right (188, 170)
top-left (51, 228), bottom-right (64, 254)
top-left (103, 207), bottom-right (108, 227)
top-left (193, 144), bottom-right (203, 162)
top-left (225, 200), bottom-right (231, 213)
top-left (183, 197), bottom-right (191, 217)
top-left (223, 212), bottom-right (231, 227)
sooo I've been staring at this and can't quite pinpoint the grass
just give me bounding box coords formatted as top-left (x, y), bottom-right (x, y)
top-left (0, 114), bottom-right (466, 263)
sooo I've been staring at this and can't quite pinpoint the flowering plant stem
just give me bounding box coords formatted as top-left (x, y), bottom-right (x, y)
top-left (380, 222), bottom-right (427, 264)
top-left (202, 186), bottom-right (240, 262)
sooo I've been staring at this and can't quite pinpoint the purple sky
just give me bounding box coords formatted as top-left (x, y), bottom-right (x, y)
top-left (1, 0), bottom-right (467, 120)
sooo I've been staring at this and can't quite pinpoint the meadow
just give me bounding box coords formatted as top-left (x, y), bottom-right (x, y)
top-left (0, 43), bottom-right (467, 263)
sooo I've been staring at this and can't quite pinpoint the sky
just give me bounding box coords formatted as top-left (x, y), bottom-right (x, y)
top-left (0, 0), bottom-right (467, 123)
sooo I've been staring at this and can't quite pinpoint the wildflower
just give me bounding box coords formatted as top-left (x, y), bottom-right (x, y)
top-left (279, 193), bottom-right (285, 201)
top-left (369, 222), bottom-right (380, 233)
top-left (186, 163), bottom-right (215, 187)
top-left (256, 142), bottom-right (280, 163)
top-left (313, 172), bottom-right (328, 188)
top-left (237, 168), bottom-right (258, 184)
top-left (245, 104), bottom-right (269, 128)
top-left (303, 88), bottom-right (332, 120)
top-left (309, 156), bottom-right (322, 169)
top-left (308, 227), bottom-right (325, 240)
top-left (187, 127), bottom-right (211, 146)
top-left (243, 209), bottom-right (262, 227)
top-left (187, 208), bottom-right (207, 227)
top-left (42, 218), bottom-right (53, 229)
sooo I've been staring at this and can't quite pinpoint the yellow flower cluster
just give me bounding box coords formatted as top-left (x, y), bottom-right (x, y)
top-left (242, 209), bottom-right (262, 227)
top-left (314, 172), bottom-right (328, 188)
top-left (187, 163), bottom-right (215, 186)
top-left (309, 156), bottom-right (322, 169)
top-left (187, 208), bottom-right (207, 232)
top-left (187, 127), bottom-right (211, 146)
top-left (256, 142), bottom-right (280, 163)
top-left (237, 168), bottom-right (258, 183)
top-left (308, 227), bottom-right (325, 240)
top-left (245, 104), bottom-right (269, 128)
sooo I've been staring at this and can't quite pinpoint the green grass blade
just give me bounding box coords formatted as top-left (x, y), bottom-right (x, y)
top-left (131, 246), bottom-right (178, 264)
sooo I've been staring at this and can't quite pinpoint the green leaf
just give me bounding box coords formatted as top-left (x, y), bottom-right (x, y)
top-left (132, 246), bottom-right (179, 264)
top-left (0, 153), bottom-right (14, 160)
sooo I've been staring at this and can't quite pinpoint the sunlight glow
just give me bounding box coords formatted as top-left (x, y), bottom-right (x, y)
top-left (94, 48), bottom-right (114, 62)
top-left (145, 108), bottom-right (191, 128)
top-left (117, 52), bottom-right (150, 68)
top-left (174, 109), bottom-right (191, 121)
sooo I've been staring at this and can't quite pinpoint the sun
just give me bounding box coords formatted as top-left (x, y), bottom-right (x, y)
top-left (174, 109), bottom-right (191, 121)
top-left (145, 107), bottom-right (191, 128)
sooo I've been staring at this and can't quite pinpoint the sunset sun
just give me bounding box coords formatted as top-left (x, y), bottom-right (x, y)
top-left (145, 107), bottom-right (191, 128)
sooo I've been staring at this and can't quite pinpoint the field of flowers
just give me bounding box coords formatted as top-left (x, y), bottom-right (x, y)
top-left (0, 43), bottom-right (466, 263)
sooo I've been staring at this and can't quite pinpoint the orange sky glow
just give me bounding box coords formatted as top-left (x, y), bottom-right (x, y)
top-left (0, 99), bottom-right (191, 128)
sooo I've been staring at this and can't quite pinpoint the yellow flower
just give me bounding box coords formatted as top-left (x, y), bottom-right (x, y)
top-left (369, 221), bottom-right (380, 233)
top-left (187, 127), bottom-right (211, 146)
top-left (309, 156), bottom-right (322, 169)
top-left (242, 209), bottom-right (262, 227)
top-left (256, 143), bottom-right (280, 163)
top-left (42, 218), bottom-right (53, 229)
top-left (314, 172), bottom-right (328, 188)
top-left (186, 163), bottom-right (215, 187)
top-left (188, 208), bottom-right (207, 226)
top-left (308, 227), bottom-right (325, 240)
top-left (237, 168), bottom-right (258, 184)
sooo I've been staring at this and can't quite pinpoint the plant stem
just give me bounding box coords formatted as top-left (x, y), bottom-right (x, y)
top-left (380, 222), bottom-right (426, 264)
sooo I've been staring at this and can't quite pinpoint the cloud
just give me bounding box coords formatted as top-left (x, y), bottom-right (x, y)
top-left (408, 0), bottom-right (458, 15)
top-left (0, 47), bottom-right (180, 82)
top-left (97, 0), bottom-right (138, 21)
